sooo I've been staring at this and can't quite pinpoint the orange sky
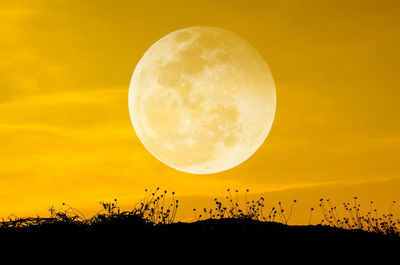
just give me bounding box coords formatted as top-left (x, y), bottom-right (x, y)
top-left (1, 0), bottom-right (400, 224)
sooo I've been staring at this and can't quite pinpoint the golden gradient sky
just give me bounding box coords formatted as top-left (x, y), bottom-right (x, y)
top-left (1, 0), bottom-right (400, 224)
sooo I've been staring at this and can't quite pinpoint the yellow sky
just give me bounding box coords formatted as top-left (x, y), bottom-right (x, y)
top-left (1, 0), bottom-right (400, 224)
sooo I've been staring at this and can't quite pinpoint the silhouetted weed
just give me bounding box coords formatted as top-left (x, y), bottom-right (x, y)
top-left (0, 187), bottom-right (178, 230)
top-left (318, 197), bottom-right (399, 236)
top-left (0, 189), bottom-right (398, 237)
top-left (194, 189), bottom-right (297, 225)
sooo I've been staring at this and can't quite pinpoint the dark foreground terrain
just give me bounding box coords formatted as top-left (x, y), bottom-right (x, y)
top-left (1, 217), bottom-right (399, 263)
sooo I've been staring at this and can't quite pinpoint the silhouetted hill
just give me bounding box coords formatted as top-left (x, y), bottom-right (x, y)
top-left (1, 218), bottom-right (398, 263)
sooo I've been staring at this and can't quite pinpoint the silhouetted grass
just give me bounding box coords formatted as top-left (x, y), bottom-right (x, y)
top-left (1, 187), bottom-right (178, 230)
top-left (194, 189), bottom-right (297, 225)
top-left (0, 188), bottom-right (399, 263)
top-left (192, 190), bottom-right (399, 236)
top-left (317, 197), bottom-right (399, 236)
top-left (1, 188), bottom-right (399, 237)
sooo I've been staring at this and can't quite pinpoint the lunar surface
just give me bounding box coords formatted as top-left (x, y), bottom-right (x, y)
top-left (129, 26), bottom-right (276, 174)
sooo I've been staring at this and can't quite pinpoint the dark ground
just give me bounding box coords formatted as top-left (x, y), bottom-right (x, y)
top-left (1, 218), bottom-right (398, 263)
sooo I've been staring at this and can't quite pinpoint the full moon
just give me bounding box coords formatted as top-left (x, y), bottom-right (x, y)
top-left (129, 26), bottom-right (276, 174)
